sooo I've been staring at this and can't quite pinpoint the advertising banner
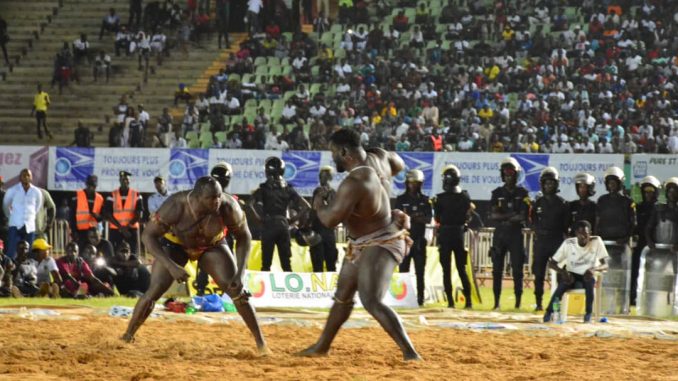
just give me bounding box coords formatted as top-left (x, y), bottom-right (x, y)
top-left (392, 152), bottom-right (435, 195)
top-left (168, 149), bottom-right (209, 192)
top-left (49, 147), bottom-right (95, 190)
top-left (208, 149), bottom-right (280, 195)
top-left (630, 154), bottom-right (678, 184)
top-left (244, 271), bottom-right (418, 308)
top-left (282, 150), bottom-right (322, 196)
top-left (1, 146), bottom-right (48, 188)
top-left (433, 153), bottom-right (623, 201)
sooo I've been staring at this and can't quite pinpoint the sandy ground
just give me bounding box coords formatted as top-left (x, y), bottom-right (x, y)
top-left (0, 309), bottom-right (677, 381)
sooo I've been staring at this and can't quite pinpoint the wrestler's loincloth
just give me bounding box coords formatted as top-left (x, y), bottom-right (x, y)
top-left (345, 221), bottom-right (413, 264)
top-left (160, 231), bottom-right (225, 261)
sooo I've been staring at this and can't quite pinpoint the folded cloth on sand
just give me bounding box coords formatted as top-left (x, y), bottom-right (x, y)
top-left (346, 221), bottom-right (412, 264)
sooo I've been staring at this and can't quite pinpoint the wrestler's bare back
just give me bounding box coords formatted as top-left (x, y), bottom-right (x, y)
top-left (156, 191), bottom-right (241, 249)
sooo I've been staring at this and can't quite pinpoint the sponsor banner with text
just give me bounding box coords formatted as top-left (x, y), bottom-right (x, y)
top-left (1, 146), bottom-right (48, 188)
top-left (433, 153), bottom-right (623, 200)
top-left (630, 154), bottom-right (678, 184)
top-left (244, 270), bottom-right (418, 308)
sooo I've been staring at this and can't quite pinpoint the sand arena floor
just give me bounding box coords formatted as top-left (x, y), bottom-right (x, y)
top-left (0, 307), bottom-right (677, 381)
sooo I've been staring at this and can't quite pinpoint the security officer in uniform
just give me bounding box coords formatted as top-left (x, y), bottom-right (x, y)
top-left (309, 166), bottom-right (338, 272)
top-left (396, 169), bottom-right (431, 307)
top-left (432, 164), bottom-right (473, 309)
top-left (489, 157), bottom-right (530, 310)
top-left (69, 175), bottom-right (104, 250)
top-left (596, 166), bottom-right (636, 244)
top-left (568, 172), bottom-right (597, 234)
top-left (530, 167), bottom-right (569, 311)
top-left (631, 176), bottom-right (661, 305)
top-left (104, 171), bottom-right (144, 254)
top-left (645, 177), bottom-right (678, 252)
top-left (249, 157), bottom-right (311, 272)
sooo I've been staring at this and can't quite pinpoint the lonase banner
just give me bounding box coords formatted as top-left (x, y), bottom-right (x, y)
top-left (26, 146), bottom-right (644, 199)
top-left (244, 271), bottom-right (418, 308)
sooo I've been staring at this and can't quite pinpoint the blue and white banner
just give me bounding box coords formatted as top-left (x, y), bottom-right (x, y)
top-left (51, 147), bottom-right (95, 190)
top-left (282, 151), bottom-right (322, 196)
top-left (38, 147), bottom-right (625, 198)
top-left (168, 149), bottom-right (209, 192)
top-left (208, 149), bottom-right (280, 195)
top-left (630, 154), bottom-right (678, 185)
top-left (393, 152), bottom-right (434, 195)
top-left (433, 153), bottom-right (624, 200)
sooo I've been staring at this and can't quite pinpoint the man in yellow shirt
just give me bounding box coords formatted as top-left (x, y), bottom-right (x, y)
top-left (31, 83), bottom-right (53, 140)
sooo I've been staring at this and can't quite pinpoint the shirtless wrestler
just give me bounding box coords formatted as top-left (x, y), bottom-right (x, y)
top-left (297, 128), bottom-right (421, 361)
top-left (121, 176), bottom-right (267, 353)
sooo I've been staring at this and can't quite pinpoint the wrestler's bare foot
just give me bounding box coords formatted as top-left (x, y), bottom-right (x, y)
top-left (121, 333), bottom-right (135, 343)
top-left (257, 344), bottom-right (272, 356)
top-left (295, 343), bottom-right (329, 357)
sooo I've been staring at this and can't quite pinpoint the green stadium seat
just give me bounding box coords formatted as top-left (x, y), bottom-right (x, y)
top-left (254, 56), bottom-right (267, 66)
top-left (215, 131), bottom-right (227, 144)
top-left (255, 65), bottom-right (269, 75)
top-left (185, 131), bottom-right (198, 141)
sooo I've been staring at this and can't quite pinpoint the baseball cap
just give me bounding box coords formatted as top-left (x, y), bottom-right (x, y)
top-left (32, 238), bottom-right (52, 251)
top-left (119, 170), bottom-right (132, 177)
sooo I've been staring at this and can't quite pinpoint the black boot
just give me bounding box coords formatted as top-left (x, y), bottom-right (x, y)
top-left (445, 291), bottom-right (454, 308)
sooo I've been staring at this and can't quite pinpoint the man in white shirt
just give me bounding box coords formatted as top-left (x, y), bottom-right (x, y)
top-left (2, 169), bottom-right (43, 260)
top-left (309, 102), bottom-right (327, 119)
top-left (73, 33), bottom-right (90, 64)
top-left (138, 104), bottom-right (150, 129)
top-left (247, 0), bottom-right (263, 34)
top-left (543, 220), bottom-right (609, 323)
top-left (147, 176), bottom-right (171, 215)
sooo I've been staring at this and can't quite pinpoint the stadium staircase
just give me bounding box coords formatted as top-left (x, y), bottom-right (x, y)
top-left (0, 0), bottom-right (225, 146)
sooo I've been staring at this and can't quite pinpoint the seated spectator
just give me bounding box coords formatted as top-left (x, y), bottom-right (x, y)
top-left (182, 103), bottom-right (199, 135)
top-left (11, 241), bottom-right (38, 297)
top-left (57, 241), bottom-right (113, 298)
top-left (543, 221), bottom-right (608, 323)
top-left (174, 83), bottom-right (192, 105)
top-left (85, 227), bottom-right (115, 260)
top-left (225, 133), bottom-right (243, 149)
top-left (99, 8), bottom-right (120, 40)
top-left (414, 2), bottom-right (429, 24)
top-left (108, 241), bottom-right (150, 297)
top-left (72, 120), bottom-right (92, 147)
top-left (0, 240), bottom-right (15, 297)
top-left (93, 50), bottom-right (111, 83)
top-left (393, 10), bottom-right (409, 32)
top-left (410, 25), bottom-right (424, 49)
top-left (114, 25), bottom-right (131, 56)
top-left (80, 244), bottom-right (117, 289)
top-left (150, 29), bottom-right (167, 65)
top-left (72, 34), bottom-right (90, 65)
top-left (224, 94), bottom-right (241, 115)
top-left (13, 239), bottom-right (62, 298)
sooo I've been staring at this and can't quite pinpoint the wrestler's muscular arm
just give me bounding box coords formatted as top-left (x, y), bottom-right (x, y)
top-left (314, 175), bottom-right (364, 229)
top-left (141, 195), bottom-right (188, 282)
top-left (222, 195), bottom-right (252, 292)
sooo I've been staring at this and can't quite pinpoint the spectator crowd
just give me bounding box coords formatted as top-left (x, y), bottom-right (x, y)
top-left (119, 0), bottom-right (678, 154)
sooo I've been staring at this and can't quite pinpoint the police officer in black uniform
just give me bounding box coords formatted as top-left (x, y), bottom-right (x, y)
top-left (645, 177), bottom-right (678, 252)
top-left (596, 166), bottom-right (636, 244)
top-left (250, 157), bottom-right (310, 272)
top-left (530, 167), bottom-right (570, 311)
top-left (489, 157), bottom-right (530, 310)
top-left (433, 164), bottom-right (473, 309)
top-left (568, 172), bottom-right (597, 234)
top-left (631, 175), bottom-right (661, 305)
top-left (396, 169), bottom-right (431, 307)
top-left (309, 166), bottom-right (338, 272)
